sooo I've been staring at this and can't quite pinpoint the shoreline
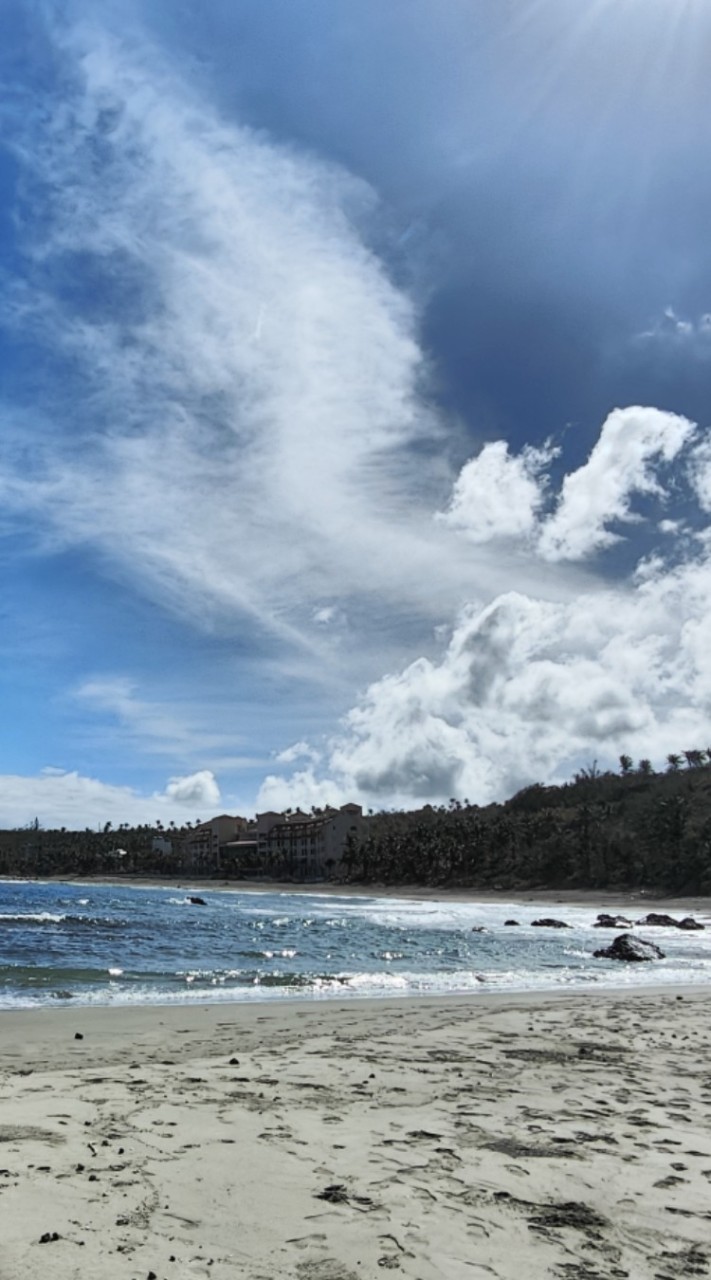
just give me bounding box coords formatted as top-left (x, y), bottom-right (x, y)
top-left (2, 983), bottom-right (707, 1064)
top-left (7, 872), bottom-right (711, 914)
top-left (2, 986), bottom-right (710, 1278)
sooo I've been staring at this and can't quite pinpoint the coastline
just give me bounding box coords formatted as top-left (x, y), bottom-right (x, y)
top-left (10, 873), bottom-right (711, 915)
top-left (2, 988), bottom-right (710, 1278)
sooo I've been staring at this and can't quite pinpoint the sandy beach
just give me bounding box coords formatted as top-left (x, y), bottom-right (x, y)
top-left (2, 989), bottom-right (710, 1279)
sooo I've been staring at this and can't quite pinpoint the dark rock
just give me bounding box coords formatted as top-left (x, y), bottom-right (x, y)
top-left (593, 933), bottom-right (665, 962)
top-left (74, 1032), bottom-right (83, 1040)
top-left (635, 913), bottom-right (679, 928)
top-left (678, 917), bottom-right (705, 930)
top-left (593, 913), bottom-right (633, 928)
top-left (39, 1232), bottom-right (61, 1244)
top-left (471, 926), bottom-right (486, 933)
top-left (504, 919), bottom-right (520, 926)
top-left (531, 918), bottom-right (570, 928)
top-left (187, 896), bottom-right (207, 906)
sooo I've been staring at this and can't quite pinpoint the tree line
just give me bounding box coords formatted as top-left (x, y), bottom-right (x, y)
top-left (339, 752), bottom-right (711, 893)
top-left (1, 749), bottom-right (711, 892)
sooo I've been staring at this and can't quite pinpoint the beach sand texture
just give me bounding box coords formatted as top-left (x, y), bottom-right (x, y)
top-left (1, 991), bottom-right (710, 1279)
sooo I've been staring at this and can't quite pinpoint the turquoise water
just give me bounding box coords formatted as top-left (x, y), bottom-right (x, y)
top-left (1, 880), bottom-right (711, 1009)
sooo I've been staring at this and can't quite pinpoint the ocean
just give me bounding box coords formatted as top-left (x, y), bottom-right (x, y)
top-left (1, 879), bottom-right (710, 1010)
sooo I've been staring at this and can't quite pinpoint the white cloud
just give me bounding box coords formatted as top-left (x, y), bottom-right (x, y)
top-left (164, 770), bottom-right (220, 807)
top-left (687, 436), bottom-right (711, 513)
top-left (72, 676), bottom-right (256, 772)
top-left (438, 440), bottom-right (555, 543)
top-left (0, 20), bottom-right (467, 669)
top-left (265, 408), bottom-right (711, 811)
top-left (274, 741), bottom-right (321, 766)
top-left (439, 406), bottom-right (698, 565)
top-left (266, 550), bottom-right (711, 809)
top-left (637, 307), bottom-right (711, 353)
top-left (257, 768), bottom-right (344, 814)
top-left (4, 20), bottom-right (711, 820)
top-left (537, 406), bottom-right (695, 561)
top-left (0, 769), bottom-right (222, 829)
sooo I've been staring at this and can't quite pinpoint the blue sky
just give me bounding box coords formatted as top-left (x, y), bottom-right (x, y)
top-left (2, 0), bottom-right (711, 827)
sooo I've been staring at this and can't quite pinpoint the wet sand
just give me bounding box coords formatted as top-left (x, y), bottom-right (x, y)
top-left (2, 988), bottom-right (711, 1279)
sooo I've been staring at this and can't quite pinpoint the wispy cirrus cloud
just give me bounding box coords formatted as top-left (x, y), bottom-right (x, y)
top-left (0, 19), bottom-right (469, 675)
top-left (4, 13), bottom-right (711, 826)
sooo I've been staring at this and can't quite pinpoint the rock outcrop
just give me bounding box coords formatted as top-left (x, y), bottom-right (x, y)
top-left (593, 933), bottom-right (664, 962)
top-left (531, 918), bottom-right (570, 928)
top-left (593, 913), bottom-right (633, 929)
top-left (635, 912), bottom-right (705, 930)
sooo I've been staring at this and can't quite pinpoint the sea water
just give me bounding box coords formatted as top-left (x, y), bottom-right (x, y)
top-left (1, 879), bottom-right (710, 1009)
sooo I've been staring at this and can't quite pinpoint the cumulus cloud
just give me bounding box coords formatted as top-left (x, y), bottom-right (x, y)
top-left (263, 406), bottom-right (711, 811)
top-left (257, 768), bottom-right (343, 814)
top-left (262, 553), bottom-right (711, 810)
top-left (4, 18), bottom-right (711, 820)
top-left (164, 770), bottom-right (220, 807)
top-left (538, 407), bottom-right (695, 561)
top-left (437, 440), bottom-right (555, 543)
top-left (0, 769), bottom-right (222, 829)
top-left (687, 437), bottom-right (711, 513)
top-left (437, 406), bottom-right (696, 563)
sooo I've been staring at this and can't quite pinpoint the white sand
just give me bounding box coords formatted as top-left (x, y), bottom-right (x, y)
top-left (1, 990), bottom-right (710, 1279)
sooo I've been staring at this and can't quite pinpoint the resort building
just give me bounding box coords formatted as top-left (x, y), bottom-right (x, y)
top-left (182, 814), bottom-right (253, 872)
top-left (252, 803), bottom-right (364, 879)
top-left (162, 805), bottom-right (365, 879)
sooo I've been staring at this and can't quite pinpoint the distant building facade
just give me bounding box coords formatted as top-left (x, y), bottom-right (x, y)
top-left (156, 805), bottom-right (364, 879)
top-left (182, 814), bottom-right (252, 872)
top-left (253, 803), bottom-right (364, 879)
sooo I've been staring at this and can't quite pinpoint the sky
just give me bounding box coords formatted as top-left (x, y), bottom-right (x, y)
top-left (2, 0), bottom-right (711, 828)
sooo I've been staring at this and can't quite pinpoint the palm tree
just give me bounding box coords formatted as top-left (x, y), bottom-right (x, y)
top-left (619, 754), bottom-right (633, 775)
top-left (666, 753), bottom-right (682, 771)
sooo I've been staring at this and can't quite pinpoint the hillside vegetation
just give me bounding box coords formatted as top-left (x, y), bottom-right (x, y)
top-left (341, 757), bottom-right (711, 894)
top-left (2, 755), bottom-right (711, 893)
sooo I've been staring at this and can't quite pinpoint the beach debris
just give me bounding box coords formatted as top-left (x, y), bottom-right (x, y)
top-left (187, 896), bottom-right (207, 906)
top-left (526, 1199), bottom-right (606, 1234)
top-left (316, 1183), bottom-right (349, 1203)
top-left (531, 918), bottom-right (570, 928)
top-left (39, 1232), bottom-right (61, 1244)
top-left (504, 919), bottom-right (520, 926)
top-left (593, 933), bottom-right (664, 962)
top-left (593, 913), bottom-right (633, 928)
top-left (314, 1183), bottom-right (377, 1210)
